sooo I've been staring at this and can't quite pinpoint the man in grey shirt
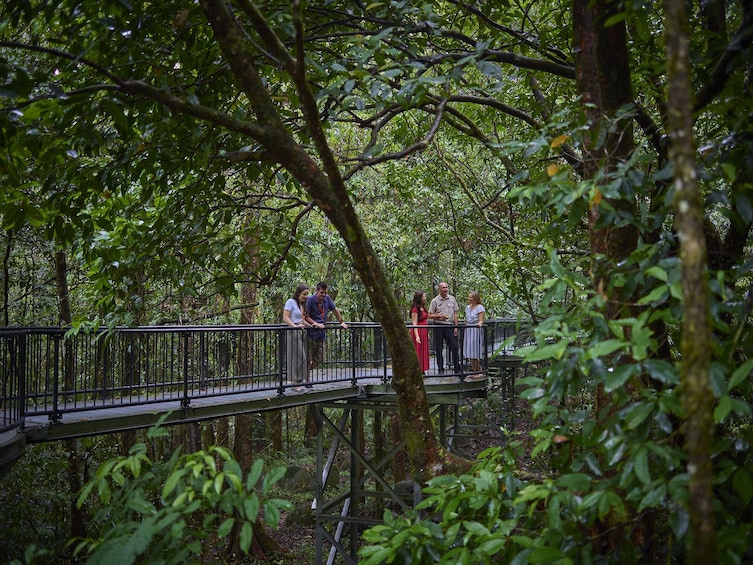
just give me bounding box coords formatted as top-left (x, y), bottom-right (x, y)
top-left (428, 282), bottom-right (460, 374)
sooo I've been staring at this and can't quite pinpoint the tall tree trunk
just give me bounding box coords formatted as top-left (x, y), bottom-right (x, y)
top-left (571, 0), bottom-right (641, 422)
top-left (199, 0), bottom-right (464, 481)
top-left (187, 422), bottom-right (201, 453)
top-left (390, 412), bottom-right (407, 482)
top-left (665, 0), bottom-right (717, 560)
top-left (55, 251), bottom-right (74, 390)
top-left (268, 412), bottom-right (282, 452)
top-left (235, 233), bottom-right (257, 474)
top-left (572, 0), bottom-right (639, 308)
top-left (55, 250), bottom-right (87, 540)
top-left (571, 1), bottom-right (646, 554)
top-left (228, 218), bottom-right (280, 559)
top-left (2, 230), bottom-right (12, 326)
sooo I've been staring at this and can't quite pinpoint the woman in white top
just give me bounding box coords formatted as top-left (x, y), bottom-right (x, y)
top-left (463, 291), bottom-right (486, 375)
top-left (283, 284), bottom-right (310, 384)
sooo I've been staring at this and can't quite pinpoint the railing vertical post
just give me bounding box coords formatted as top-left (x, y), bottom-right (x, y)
top-left (459, 322), bottom-right (465, 379)
top-left (51, 331), bottom-right (61, 423)
top-left (380, 326), bottom-right (388, 385)
top-left (18, 332), bottom-right (27, 425)
top-left (483, 323), bottom-right (488, 372)
top-left (277, 328), bottom-right (285, 396)
top-left (199, 331), bottom-right (206, 390)
top-left (181, 331), bottom-right (190, 409)
top-left (350, 326), bottom-right (357, 387)
top-left (101, 332), bottom-right (110, 400)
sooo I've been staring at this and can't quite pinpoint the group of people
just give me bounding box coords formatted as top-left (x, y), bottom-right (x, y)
top-left (282, 281), bottom-right (348, 389)
top-left (410, 282), bottom-right (486, 376)
top-left (282, 280), bottom-right (485, 389)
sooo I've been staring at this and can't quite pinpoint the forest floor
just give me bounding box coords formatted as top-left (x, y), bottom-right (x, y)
top-left (248, 377), bottom-right (537, 565)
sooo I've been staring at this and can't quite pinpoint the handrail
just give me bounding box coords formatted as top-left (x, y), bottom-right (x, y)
top-left (0, 319), bottom-right (528, 432)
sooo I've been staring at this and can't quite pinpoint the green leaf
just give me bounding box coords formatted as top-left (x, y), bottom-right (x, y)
top-left (638, 483), bottom-right (666, 511)
top-left (477, 538), bottom-right (506, 555)
top-left (87, 538), bottom-right (133, 565)
top-left (510, 549), bottom-right (533, 565)
top-left (239, 522), bottom-right (254, 554)
top-left (246, 459), bottom-right (264, 490)
top-left (548, 496), bottom-right (562, 530)
top-left (586, 339), bottom-right (625, 359)
top-left (97, 478), bottom-right (112, 505)
top-left (261, 465), bottom-right (287, 492)
top-left (642, 359), bottom-right (678, 385)
top-left (645, 266), bottom-right (668, 282)
top-left (634, 447), bottom-right (651, 485)
top-left (580, 490), bottom-right (604, 512)
top-left (730, 397), bottom-right (752, 417)
top-left (516, 376), bottom-right (545, 387)
top-left (728, 359), bottom-right (753, 392)
top-left (217, 517), bottom-right (235, 538)
top-left (520, 339), bottom-right (569, 362)
top-left (670, 506), bottom-right (689, 539)
top-left (733, 469), bottom-right (753, 505)
top-left (263, 500), bottom-right (282, 528)
top-left (736, 193), bottom-right (753, 224)
top-left (622, 402), bottom-right (654, 430)
top-left (154, 511), bottom-right (182, 532)
top-left (556, 473), bottom-right (591, 491)
top-left (214, 472), bottom-right (224, 494)
top-left (243, 493), bottom-right (260, 521)
top-left (669, 280), bottom-right (683, 300)
top-left (714, 395), bottom-right (732, 423)
top-left (520, 387), bottom-right (546, 400)
top-left (605, 364), bottom-right (638, 392)
top-left (637, 285), bottom-right (668, 305)
top-left (77, 480), bottom-right (97, 508)
top-left (162, 468), bottom-right (186, 500)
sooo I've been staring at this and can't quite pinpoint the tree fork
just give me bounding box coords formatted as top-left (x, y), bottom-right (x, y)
top-left (200, 0), bottom-right (467, 481)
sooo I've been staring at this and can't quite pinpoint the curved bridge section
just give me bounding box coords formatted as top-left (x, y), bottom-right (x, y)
top-left (1, 320), bottom-right (527, 476)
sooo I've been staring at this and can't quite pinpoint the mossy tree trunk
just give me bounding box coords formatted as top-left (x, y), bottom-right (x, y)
top-left (665, 0), bottom-right (717, 560)
top-left (193, 0), bottom-right (467, 481)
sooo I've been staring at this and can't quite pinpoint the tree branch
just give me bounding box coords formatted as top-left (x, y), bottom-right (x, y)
top-left (694, 10), bottom-right (753, 110)
top-left (418, 50), bottom-right (575, 79)
top-left (120, 80), bottom-right (267, 139)
top-left (0, 40), bottom-right (122, 84)
top-left (344, 98), bottom-right (447, 179)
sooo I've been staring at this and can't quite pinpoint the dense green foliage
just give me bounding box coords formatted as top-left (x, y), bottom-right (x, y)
top-left (2, 0), bottom-right (753, 563)
top-left (0, 442), bottom-right (73, 560)
top-left (71, 420), bottom-right (291, 564)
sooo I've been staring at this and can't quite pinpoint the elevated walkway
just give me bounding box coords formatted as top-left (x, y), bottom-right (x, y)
top-left (0, 373), bottom-right (492, 478)
top-left (1, 322), bottom-right (530, 563)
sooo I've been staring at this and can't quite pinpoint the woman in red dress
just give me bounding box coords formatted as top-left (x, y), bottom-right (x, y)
top-left (410, 291), bottom-right (430, 373)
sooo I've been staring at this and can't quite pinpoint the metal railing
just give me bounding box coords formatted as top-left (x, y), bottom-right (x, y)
top-left (1, 319), bottom-right (528, 432)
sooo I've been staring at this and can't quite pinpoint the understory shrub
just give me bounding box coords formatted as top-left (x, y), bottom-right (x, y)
top-left (71, 418), bottom-right (292, 564)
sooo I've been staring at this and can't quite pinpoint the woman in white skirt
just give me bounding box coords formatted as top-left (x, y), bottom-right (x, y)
top-left (283, 284), bottom-right (310, 385)
top-left (464, 291), bottom-right (486, 376)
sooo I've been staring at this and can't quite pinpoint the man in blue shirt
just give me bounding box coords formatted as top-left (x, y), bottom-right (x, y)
top-left (305, 281), bottom-right (348, 386)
